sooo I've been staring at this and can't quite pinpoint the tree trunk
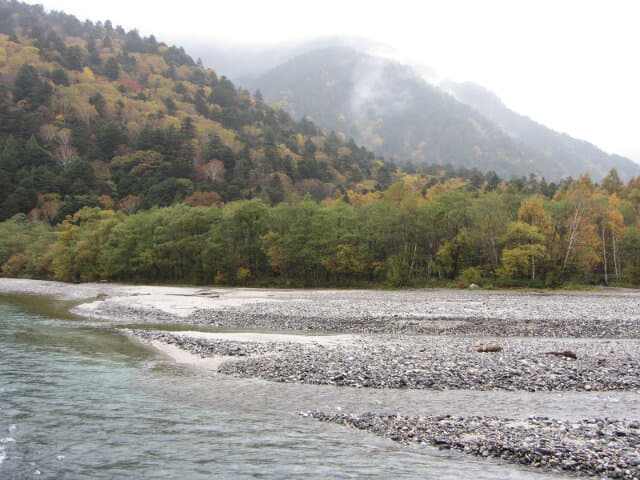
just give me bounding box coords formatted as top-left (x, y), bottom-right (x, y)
top-left (490, 237), bottom-right (498, 272)
top-left (408, 243), bottom-right (417, 279)
top-left (612, 229), bottom-right (620, 281)
top-left (602, 225), bottom-right (608, 285)
top-left (562, 206), bottom-right (583, 275)
top-left (531, 254), bottom-right (536, 281)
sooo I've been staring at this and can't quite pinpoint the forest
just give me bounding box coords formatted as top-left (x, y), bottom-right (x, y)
top-left (2, 170), bottom-right (640, 288)
top-left (1, 1), bottom-right (640, 288)
top-left (0, 0), bottom-right (392, 223)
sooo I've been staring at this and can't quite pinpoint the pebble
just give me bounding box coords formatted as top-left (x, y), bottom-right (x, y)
top-left (305, 412), bottom-right (640, 480)
top-left (81, 289), bottom-right (640, 339)
top-left (130, 330), bottom-right (640, 392)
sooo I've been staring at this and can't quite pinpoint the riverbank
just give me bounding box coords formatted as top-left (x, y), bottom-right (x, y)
top-left (3, 279), bottom-right (638, 334)
top-left (307, 412), bottom-right (640, 479)
top-left (1, 278), bottom-right (639, 479)
top-left (130, 329), bottom-right (640, 392)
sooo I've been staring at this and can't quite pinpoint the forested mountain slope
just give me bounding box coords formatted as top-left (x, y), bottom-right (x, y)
top-left (442, 81), bottom-right (640, 182)
top-left (0, 1), bottom-right (391, 222)
top-left (242, 46), bottom-right (639, 182)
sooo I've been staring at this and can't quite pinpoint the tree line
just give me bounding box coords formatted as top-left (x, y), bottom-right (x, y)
top-left (2, 171), bottom-right (639, 288)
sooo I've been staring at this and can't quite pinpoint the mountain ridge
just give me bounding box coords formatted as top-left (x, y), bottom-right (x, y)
top-left (441, 80), bottom-right (640, 181)
top-left (241, 46), bottom-right (543, 179)
top-left (240, 45), bottom-right (639, 181)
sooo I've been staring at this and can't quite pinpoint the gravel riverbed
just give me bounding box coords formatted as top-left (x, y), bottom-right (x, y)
top-left (187, 308), bottom-right (640, 337)
top-left (306, 412), bottom-right (640, 480)
top-left (3, 280), bottom-right (640, 479)
top-left (71, 287), bottom-right (640, 338)
top-left (119, 288), bottom-right (640, 479)
top-left (131, 330), bottom-right (640, 392)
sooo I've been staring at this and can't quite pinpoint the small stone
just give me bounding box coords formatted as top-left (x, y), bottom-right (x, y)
top-left (476, 344), bottom-right (502, 353)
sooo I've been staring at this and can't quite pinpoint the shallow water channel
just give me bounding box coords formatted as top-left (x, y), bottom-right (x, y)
top-left (0, 294), bottom-right (630, 479)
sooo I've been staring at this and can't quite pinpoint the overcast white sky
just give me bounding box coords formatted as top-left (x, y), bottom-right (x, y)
top-left (27, 0), bottom-right (640, 163)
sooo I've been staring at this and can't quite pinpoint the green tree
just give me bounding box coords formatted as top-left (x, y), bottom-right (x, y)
top-left (499, 222), bottom-right (547, 281)
top-left (13, 64), bottom-right (52, 110)
top-left (103, 57), bottom-right (120, 80)
top-left (210, 199), bottom-right (269, 282)
top-left (63, 45), bottom-right (84, 70)
top-left (89, 92), bottom-right (106, 118)
top-left (619, 226), bottom-right (640, 284)
top-left (602, 168), bottom-right (623, 195)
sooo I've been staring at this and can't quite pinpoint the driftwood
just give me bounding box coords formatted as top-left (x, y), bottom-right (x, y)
top-left (545, 350), bottom-right (577, 359)
top-left (476, 344), bottom-right (502, 353)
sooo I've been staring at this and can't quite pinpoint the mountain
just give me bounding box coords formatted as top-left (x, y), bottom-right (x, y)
top-left (240, 46), bottom-right (640, 181)
top-left (182, 36), bottom-right (380, 81)
top-left (441, 81), bottom-right (640, 181)
top-left (0, 2), bottom-right (390, 222)
top-left (240, 47), bottom-right (542, 179)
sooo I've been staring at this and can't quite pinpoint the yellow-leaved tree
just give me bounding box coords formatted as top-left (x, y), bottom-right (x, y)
top-left (499, 222), bottom-right (547, 281)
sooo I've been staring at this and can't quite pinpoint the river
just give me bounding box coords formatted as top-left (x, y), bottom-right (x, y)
top-left (0, 294), bottom-right (590, 479)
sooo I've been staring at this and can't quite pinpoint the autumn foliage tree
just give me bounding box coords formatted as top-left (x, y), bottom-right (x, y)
top-left (1, 2), bottom-right (640, 289)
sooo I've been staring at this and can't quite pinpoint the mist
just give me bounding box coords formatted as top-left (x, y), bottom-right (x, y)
top-left (24, 0), bottom-right (640, 167)
top-left (179, 36), bottom-right (384, 82)
top-left (216, 35), bottom-right (639, 180)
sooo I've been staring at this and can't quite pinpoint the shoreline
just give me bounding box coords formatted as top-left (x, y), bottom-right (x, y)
top-left (129, 329), bottom-right (640, 392)
top-left (124, 330), bottom-right (230, 370)
top-left (2, 277), bottom-right (640, 393)
top-left (307, 411), bottom-right (640, 479)
top-left (2, 278), bottom-right (640, 479)
top-left (127, 329), bottom-right (358, 371)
